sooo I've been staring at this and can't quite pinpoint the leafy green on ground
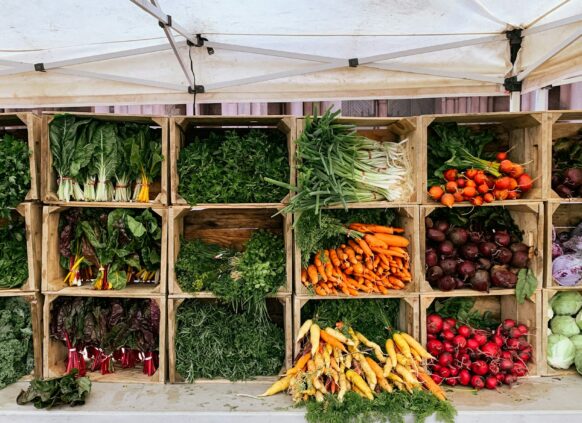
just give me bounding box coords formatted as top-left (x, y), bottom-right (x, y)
top-left (296, 208), bottom-right (398, 267)
top-left (177, 129), bottom-right (289, 204)
top-left (304, 390), bottom-right (456, 423)
top-left (301, 299), bottom-right (399, 345)
top-left (0, 296), bottom-right (34, 389)
top-left (16, 370), bottom-right (91, 409)
top-left (0, 216), bottom-right (28, 288)
top-left (0, 134), bottom-right (31, 216)
top-left (176, 230), bottom-right (286, 315)
top-left (175, 300), bottom-right (285, 382)
top-left (429, 297), bottom-right (498, 330)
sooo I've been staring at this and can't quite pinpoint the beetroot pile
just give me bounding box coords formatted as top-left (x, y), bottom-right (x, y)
top-left (425, 218), bottom-right (531, 292)
top-left (426, 314), bottom-right (532, 390)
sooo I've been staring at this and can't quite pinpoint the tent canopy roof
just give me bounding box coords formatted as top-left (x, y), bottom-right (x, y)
top-left (1, 0), bottom-right (581, 107)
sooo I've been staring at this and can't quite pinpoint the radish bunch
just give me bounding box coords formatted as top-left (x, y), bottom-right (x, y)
top-left (426, 314), bottom-right (532, 390)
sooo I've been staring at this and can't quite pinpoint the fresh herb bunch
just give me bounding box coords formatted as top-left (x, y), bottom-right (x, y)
top-left (0, 134), bottom-right (31, 216)
top-left (17, 370), bottom-right (91, 409)
top-left (268, 108), bottom-right (413, 215)
top-left (304, 390), bottom-right (456, 423)
top-left (0, 216), bottom-right (28, 288)
top-left (177, 129), bottom-right (289, 204)
top-left (429, 206), bottom-right (523, 242)
top-left (302, 299), bottom-right (399, 345)
top-left (297, 208), bottom-right (398, 267)
top-left (429, 297), bottom-right (498, 330)
top-left (0, 296), bottom-right (34, 389)
top-left (427, 122), bottom-right (496, 186)
top-left (175, 300), bottom-right (285, 381)
top-left (175, 238), bottom-right (235, 292)
top-left (553, 132), bottom-right (582, 170)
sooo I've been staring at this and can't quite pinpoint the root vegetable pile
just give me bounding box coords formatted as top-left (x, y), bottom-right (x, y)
top-left (425, 207), bottom-right (537, 300)
top-left (301, 223), bottom-right (412, 296)
top-left (552, 132), bottom-right (582, 198)
top-left (426, 314), bottom-right (532, 390)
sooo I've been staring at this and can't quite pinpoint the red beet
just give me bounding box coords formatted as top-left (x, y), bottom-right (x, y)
top-left (427, 228), bottom-right (446, 242)
top-left (470, 270), bottom-right (490, 292)
top-left (471, 360), bottom-right (489, 376)
top-left (564, 168), bottom-right (582, 188)
top-left (435, 220), bottom-right (450, 233)
top-left (479, 242), bottom-right (497, 257)
top-left (439, 240), bottom-right (455, 256)
top-left (459, 369), bottom-right (471, 386)
top-left (426, 314), bottom-right (444, 334)
top-left (496, 247), bottom-right (513, 264)
top-left (440, 259), bottom-right (458, 275)
top-left (494, 231), bottom-right (511, 247)
top-left (453, 335), bottom-right (467, 349)
top-left (490, 265), bottom-right (517, 288)
top-left (476, 257), bottom-right (492, 271)
top-left (457, 261), bottom-right (476, 280)
top-left (469, 231), bottom-right (483, 243)
top-left (438, 275), bottom-right (457, 291)
top-left (511, 250), bottom-right (529, 268)
top-left (471, 375), bottom-right (485, 390)
top-left (461, 243), bottom-right (479, 260)
top-left (427, 266), bottom-right (444, 283)
top-left (426, 249), bottom-right (439, 267)
top-left (485, 376), bottom-right (498, 390)
top-left (458, 325), bottom-right (472, 338)
top-left (509, 243), bottom-right (528, 254)
top-left (448, 227), bottom-right (469, 246)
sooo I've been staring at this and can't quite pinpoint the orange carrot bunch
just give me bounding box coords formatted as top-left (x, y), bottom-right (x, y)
top-left (300, 223), bottom-right (412, 296)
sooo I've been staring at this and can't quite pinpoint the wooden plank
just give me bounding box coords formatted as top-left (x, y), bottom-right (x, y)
top-left (41, 113), bottom-right (168, 206)
top-left (168, 296), bottom-right (291, 383)
top-left (43, 294), bottom-right (166, 383)
top-left (419, 203), bottom-right (544, 293)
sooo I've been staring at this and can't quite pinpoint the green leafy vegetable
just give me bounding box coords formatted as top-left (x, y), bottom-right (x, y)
top-left (178, 129), bottom-right (289, 204)
top-left (0, 216), bottom-right (28, 288)
top-left (430, 297), bottom-right (498, 330)
top-left (0, 296), bottom-right (33, 388)
top-left (16, 370), bottom-right (91, 409)
top-left (175, 300), bottom-right (284, 381)
top-left (516, 268), bottom-right (537, 304)
top-left (0, 134), bottom-right (31, 216)
top-left (92, 123), bottom-right (118, 202)
top-left (553, 132), bottom-right (582, 170)
top-left (304, 390), bottom-right (456, 423)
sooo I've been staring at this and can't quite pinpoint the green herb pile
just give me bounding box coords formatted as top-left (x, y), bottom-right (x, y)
top-left (17, 370), bottom-right (91, 409)
top-left (304, 390), bottom-right (456, 423)
top-left (301, 299), bottom-right (399, 346)
top-left (0, 217), bottom-right (28, 289)
top-left (296, 208), bottom-right (398, 267)
top-left (0, 134), bottom-right (31, 216)
top-left (267, 108), bottom-right (413, 216)
top-left (0, 296), bottom-right (34, 389)
top-left (59, 208), bottom-right (162, 290)
top-left (175, 300), bottom-right (285, 381)
top-left (177, 129), bottom-right (289, 204)
top-left (176, 230), bottom-right (285, 314)
top-left (429, 297), bottom-right (498, 330)
top-left (49, 115), bottom-right (162, 202)
top-left (427, 122), bottom-right (496, 186)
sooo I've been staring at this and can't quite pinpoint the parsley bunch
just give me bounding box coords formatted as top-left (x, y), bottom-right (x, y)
top-left (0, 216), bottom-right (28, 289)
top-left (0, 134), bottom-right (31, 216)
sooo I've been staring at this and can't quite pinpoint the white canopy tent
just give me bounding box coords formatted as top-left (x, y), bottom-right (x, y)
top-left (0, 0), bottom-right (581, 108)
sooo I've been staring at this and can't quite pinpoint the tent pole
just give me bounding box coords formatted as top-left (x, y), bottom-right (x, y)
top-left (369, 63), bottom-right (504, 84)
top-left (52, 68), bottom-right (186, 91)
top-left (509, 92), bottom-right (521, 112)
top-left (533, 87), bottom-right (549, 111)
top-left (523, 13), bottom-right (582, 35)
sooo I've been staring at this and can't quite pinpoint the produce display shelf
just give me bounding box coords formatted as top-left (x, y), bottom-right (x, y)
top-left (168, 291), bottom-right (291, 300)
top-left (40, 201), bottom-right (165, 208)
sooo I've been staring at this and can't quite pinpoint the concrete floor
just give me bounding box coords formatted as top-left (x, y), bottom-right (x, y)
top-left (1, 376), bottom-right (582, 422)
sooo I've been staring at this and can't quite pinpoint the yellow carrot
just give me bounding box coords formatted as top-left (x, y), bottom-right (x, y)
top-left (260, 375), bottom-right (292, 396)
top-left (296, 319), bottom-right (313, 343)
top-left (393, 333), bottom-right (412, 360)
top-left (346, 370), bottom-right (374, 400)
top-left (310, 324), bottom-right (321, 357)
top-left (324, 327), bottom-right (355, 346)
top-left (399, 332), bottom-right (434, 360)
top-left (385, 339), bottom-right (397, 368)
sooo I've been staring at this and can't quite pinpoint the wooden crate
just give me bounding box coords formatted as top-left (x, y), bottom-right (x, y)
top-left (42, 205), bottom-right (167, 296)
top-left (170, 115), bottom-right (296, 206)
top-left (544, 111), bottom-right (582, 201)
top-left (167, 295), bottom-right (292, 383)
top-left (41, 112), bottom-right (169, 206)
top-left (293, 294), bottom-right (419, 357)
top-left (294, 205), bottom-right (420, 297)
top-left (169, 205), bottom-right (292, 296)
top-left (0, 291), bottom-right (43, 380)
top-left (0, 112), bottom-right (41, 201)
top-left (0, 203), bottom-right (42, 293)
top-left (296, 116), bottom-right (420, 205)
top-left (421, 112), bottom-right (545, 204)
top-left (43, 293), bottom-right (166, 383)
top-left (540, 288), bottom-right (582, 376)
top-left (420, 290), bottom-right (542, 376)
top-left (420, 203), bottom-right (544, 294)
top-left (545, 201), bottom-right (582, 289)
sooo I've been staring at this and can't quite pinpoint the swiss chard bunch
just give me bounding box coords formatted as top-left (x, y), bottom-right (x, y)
top-left (0, 216), bottom-right (28, 288)
top-left (177, 129), bottom-right (289, 204)
top-left (0, 134), bottom-right (31, 216)
top-left (17, 370), bottom-right (91, 409)
top-left (0, 297), bottom-right (34, 389)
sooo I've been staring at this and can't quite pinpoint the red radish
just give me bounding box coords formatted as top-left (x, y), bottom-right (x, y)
top-left (506, 338), bottom-right (520, 350)
top-left (458, 325), bottom-right (472, 338)
top-left (443, 341), bottom-right (454, 353)
top-left (427, 339), bottom-right (443, 355)
top-left (457, 352), bottom-right (471, 367)
top-left (439, 367), bottom-right (451, 378)
top-left (488, 362), bottom-right (500, 375)
top-left (444, 317), bottom-right (457, 327)
top-left (492, 334), bottom-right (504, 348)
top-left (471, 360), bottom-right (489, 376)
top-left (485, 376), bottom-right (498, 390)
top-left (457, 178), bottom-right (467, 188)
top-left (438, 352), bottom-right (453, 367)
top-left (449, 367), bottom-right (459, 377)
top-left (499, 160), bottom-right (514, 174)
top-left (496, 151), bottom-right (508, 161)
top-left (426, 314), bottom-right (443, 334)
top-left (508, 327), bottom-right (522, 339)
top-left (502, 319), bottom-right (516, 330)
top-left (471, 375), bottom-right (485, 390)
top-left (428, 186), bottom-right (445, 201)
top-left (504, 374), bottom-right (517, 385)
top-left (517, 174), bottom-right (533, 192)
top-left (513, 362), bottom-right (528, 377)
top-left (432, 374), bottom-right (443, 384)
top-left (453, 335), bottom-right (467, 349)
top-left (519, 351), bottom-right (531, 362)
top-left (459, 369), bottom-right (471, 386)
top-left (473, 332), bottom-right (488, 347)
top-left (517, 324), bottom-right (528, 335)
top-left (500, 358), bottom-right (514, 371)
top-left (466, 338), bottom-right (480, 350)
top-left (444, 169), bottom-right (458, 182)
top-left (501, 351), bottom-right (512, 360)
top-left (442, 330), bottom-right (455, 342)
top-left (445, 181), bottom-right (458, 193)
top-left (428, 334), bottom-right (436, 341)
top-left (445, 377), bottom-right (458, 386)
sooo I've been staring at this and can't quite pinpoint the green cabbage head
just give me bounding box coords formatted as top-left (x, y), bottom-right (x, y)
top-left (551, 316), bottom-right (581, 337)
top-left (551, 291), bottom-right (582, 315)
top-left (547, 334), bottom-right (576, 369)
top-left (570, 334), bottom-right (582, 351)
